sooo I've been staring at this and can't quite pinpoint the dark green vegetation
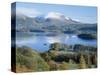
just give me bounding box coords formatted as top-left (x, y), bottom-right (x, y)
top-left (16, 43), bottom-right (97, 72)
top-left (78, 33), bottom-right (96, 40)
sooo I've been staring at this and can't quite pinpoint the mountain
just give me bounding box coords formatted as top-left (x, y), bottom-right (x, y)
top-left (15, 12), bottom-right (97, 34)
top-left (16, 13), bottom-right (43, 32)
top-left (45, 12), bottom-right (66, 20)
top-left (44, 12), bottom-right (81, 25)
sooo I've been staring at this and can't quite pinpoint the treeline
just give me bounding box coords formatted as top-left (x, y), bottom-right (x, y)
top-left (77, 33), bottom-right (97, 40)
top-left (41, 50), bottom-right (97, 70)
top-left (49, 43), bottom-right (97, 52)
top-left (15, 43), bottom-right (97, 72)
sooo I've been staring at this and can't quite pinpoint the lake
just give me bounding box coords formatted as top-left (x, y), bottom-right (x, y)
top-left (16, 32), bottom-right (97, 52)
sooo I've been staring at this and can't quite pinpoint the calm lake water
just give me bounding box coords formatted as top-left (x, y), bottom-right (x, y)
top-left (16, 32), bottom-right (97, 52)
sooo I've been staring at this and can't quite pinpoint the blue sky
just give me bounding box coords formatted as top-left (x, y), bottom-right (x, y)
top-left (16, 2), bottom-right (97, 23)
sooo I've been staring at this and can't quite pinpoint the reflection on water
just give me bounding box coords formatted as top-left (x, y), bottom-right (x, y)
top-left (16, 32), bottom-right (97, 52)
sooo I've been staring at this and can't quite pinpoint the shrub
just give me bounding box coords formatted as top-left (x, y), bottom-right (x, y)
top-left (16, 46), bottom-right (50, 72)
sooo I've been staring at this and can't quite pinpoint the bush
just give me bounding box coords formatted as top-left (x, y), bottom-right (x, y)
top-left (59, 62), bottom-right (68, 70)
top-left (16, 46), bottom-right (50, 72)
top-left (79, 54), bottom-right (87, 69)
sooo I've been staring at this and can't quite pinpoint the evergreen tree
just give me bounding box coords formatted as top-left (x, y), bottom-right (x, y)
top-left (79, 54), bottom-right (87, 69)
top-left (92, 53), bottom-right (97, 65)
top-left (87, 54), bottom-right (91, 68)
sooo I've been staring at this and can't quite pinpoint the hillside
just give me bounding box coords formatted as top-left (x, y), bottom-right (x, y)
top-left (13, 13), bottom-right (97, 35)
top-left (16, 46), bottom-right (50, 72)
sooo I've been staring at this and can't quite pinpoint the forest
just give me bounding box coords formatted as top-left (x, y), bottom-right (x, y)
top-left (15, 43), bottom-right (97, 72)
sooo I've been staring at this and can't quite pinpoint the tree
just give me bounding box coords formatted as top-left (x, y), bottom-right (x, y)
top-left (40, 52), bottom-right (51, 62)
top-left (87, 54), bottom-right (91, 67)
top-left (92, 53), bottom-right (97, 65)
top-left (47, 60), bottom-right (59, 70)
top-left (59, 62), bottom-right (68, 70)
top-left (79, 54), bottom-right (87, 69)
top-left (49, 51), bottom-right (58, 60)
top-left (50, 43), bottom-right (60, 51)
top-left (69, 59), bottom-right (74, 64)
top-left (16, 46), bottom-right (50, 72)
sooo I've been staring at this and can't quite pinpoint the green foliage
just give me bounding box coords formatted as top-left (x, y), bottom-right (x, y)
top-left (50, 43), bottom-right (61, 51)
top-left (40, 52), bottom-right (51, 62)
top-left (78, 33), bottom-right (96, 40)
top-left (15, 42), bottom-right (97, 72)
top-left (16, 46), bottom-right (50, 72)
top-left (59, 62), bottom-right (68, 70)
top-left (49, 51), bottom-right (58, 60)
top-left (79, 54), bottom-right (87, 69)
top-left (69, 59), bottom-right (74, 64)
top-left (47, 60), bottom-right (58, 70)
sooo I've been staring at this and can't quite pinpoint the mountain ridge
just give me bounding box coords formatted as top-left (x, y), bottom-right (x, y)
top-left (15, 13), bottom-right (97, 34)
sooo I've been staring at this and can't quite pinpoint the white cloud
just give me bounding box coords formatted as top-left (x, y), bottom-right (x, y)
top-left (16, 7), bottom-right (41, 17)
top-left (72, 18), bottom-right (80, 22)
top-left (45, 12), bottom-right (65, 19)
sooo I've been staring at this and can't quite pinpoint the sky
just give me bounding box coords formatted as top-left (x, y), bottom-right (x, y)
top-left (15, 2), bottom-right (97, 23)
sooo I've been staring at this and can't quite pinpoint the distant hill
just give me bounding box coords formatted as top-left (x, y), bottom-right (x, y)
top-left (14, 13), bottom-right (97, 34)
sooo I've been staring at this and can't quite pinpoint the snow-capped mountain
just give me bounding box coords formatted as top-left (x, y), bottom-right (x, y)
top-left (45, 12), bottom-right (66, 20)
top-left (44, 12), bottom-right (81, 25)
top-left (15, 12), bottom-right (96, 33)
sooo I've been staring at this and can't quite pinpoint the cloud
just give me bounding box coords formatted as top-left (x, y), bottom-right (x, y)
top-left (45, 12), bottom-right (65, 20)
top-left (72, 18), bottom-right (80, 22)
top-left (16, 7), bottom-right (41, 17)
